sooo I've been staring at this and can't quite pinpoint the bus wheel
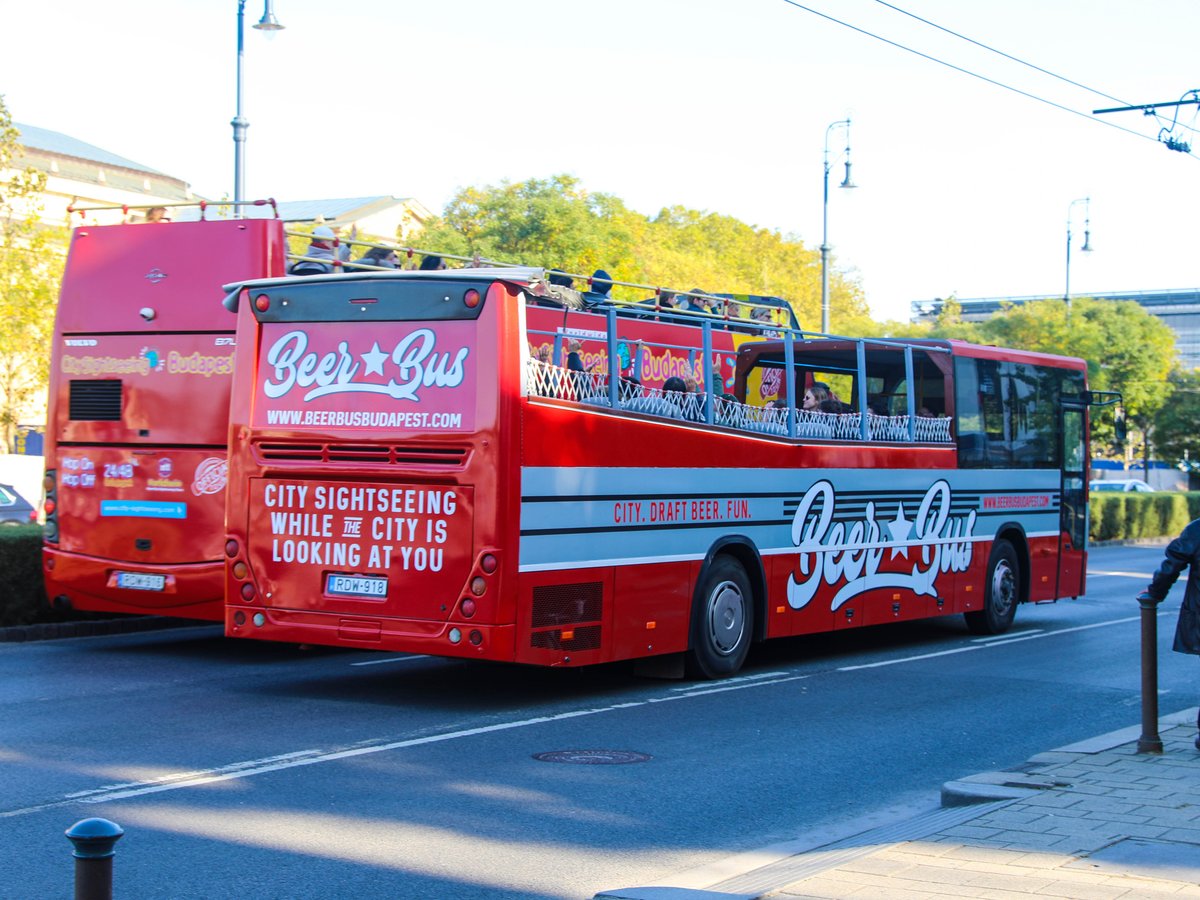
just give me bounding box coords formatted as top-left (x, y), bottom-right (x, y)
top-left (686, 556), bottom-right (753, 679)
top-left (965, 539), bottom-right (1019, 635)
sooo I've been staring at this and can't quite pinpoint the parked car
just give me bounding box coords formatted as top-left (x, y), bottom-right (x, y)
top-left (1089, 478), bottom-right (1156, 493)
top-left (0, 482), bottom-right (37, 525)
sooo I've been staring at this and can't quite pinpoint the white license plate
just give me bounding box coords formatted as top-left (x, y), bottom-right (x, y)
top-left (115, 572), bottom-right (166, 591)
top-left (325, 574), bottom-right (388, 598)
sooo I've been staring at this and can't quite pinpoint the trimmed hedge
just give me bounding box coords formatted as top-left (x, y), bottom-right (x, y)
top-left (1089, 491), bottom-right (1200, 543)
top-left (0, 525), bottom-right (48, 626)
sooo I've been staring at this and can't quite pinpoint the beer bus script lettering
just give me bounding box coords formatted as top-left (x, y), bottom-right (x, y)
top-left (263, 329), bottom-right (469, 402)
top-left (787, 480), bottom-right (976, 612)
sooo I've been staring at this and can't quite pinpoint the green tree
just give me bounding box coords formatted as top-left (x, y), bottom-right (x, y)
top-left (414, 174), bottom-right (868, 325)
top-left (976, 297), bottom-right (1176, 457)
top-left (1151, 368), bottom-right (1200, 471)
top-left (0, 95), bottom-right (65, 452)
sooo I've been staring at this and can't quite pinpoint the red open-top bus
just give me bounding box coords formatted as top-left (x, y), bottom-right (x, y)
top-left (221, 267), bottom-right (1091, 676)
top-left (42, 213), bottom-right (286, 619)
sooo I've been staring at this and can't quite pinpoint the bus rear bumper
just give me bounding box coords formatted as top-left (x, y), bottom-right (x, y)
top-left (42, 547), bottom-right (224, 620)
top-left (225, 605), bottom-right (516, 661)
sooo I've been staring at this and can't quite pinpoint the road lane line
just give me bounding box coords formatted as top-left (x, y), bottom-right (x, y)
top-left (350, 655), bottom-right (430, 667)
top-left (669, 670), bottom-right (790, 691)
top-left (838, 612), bottom-right (1169, 671)
top-left (1088, 570), bottom-right (1152, 578)
top-left (0, 674), bottom-right (810, 819)
top-left (971, 629), bottom-right (1043, 642)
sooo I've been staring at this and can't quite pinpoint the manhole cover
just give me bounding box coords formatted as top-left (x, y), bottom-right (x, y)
top-left (533, 750), bottom-right (652, 765)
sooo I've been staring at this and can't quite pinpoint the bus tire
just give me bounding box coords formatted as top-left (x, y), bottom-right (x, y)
top-left (965, 538), bottom-right (1019, 635)
top-left (686, 556), bottom-right (754, 679)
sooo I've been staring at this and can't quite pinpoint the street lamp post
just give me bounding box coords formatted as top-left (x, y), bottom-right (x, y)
top-left (1064, 196), bottom-right (1093, 310)
top-left (233, 0), bottom-right (284, 214)
top-left (820, 118), bottom-right (856, 335)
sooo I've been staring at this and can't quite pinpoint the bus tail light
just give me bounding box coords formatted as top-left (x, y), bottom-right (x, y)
top-left (470, 577), bottom-right (486, 596)
top-left (481, 553), bottom-right (497, 574)
top-left (463, 288), bottom-right (480, 309)
top-left (469, 630), bottom-right (483, 646)
top-left (240, 582), bottom-right (256, 601)
top-left (254, 294), bottom-right (270, 312)
top-left (42, 469), bottom-right (58, 543)
top-left (225, 539), bottom-right (239, 557)
top-left (460, 597), bottom-right (476, 618)
top-left (232, 561), bottom-right (249, 580)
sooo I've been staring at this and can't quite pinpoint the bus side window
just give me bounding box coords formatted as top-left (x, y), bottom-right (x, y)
top-left (956, 357), bottom-right (1009, 467)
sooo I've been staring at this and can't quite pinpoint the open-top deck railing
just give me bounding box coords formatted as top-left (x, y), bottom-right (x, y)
top-left (524, 357), bottom-right (954, 444)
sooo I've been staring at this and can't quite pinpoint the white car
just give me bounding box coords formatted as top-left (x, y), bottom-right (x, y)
top-left (1089, 478), bottom-right (1155, 493)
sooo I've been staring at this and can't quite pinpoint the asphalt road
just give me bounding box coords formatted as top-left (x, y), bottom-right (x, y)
top-left (0, 543), bottom-right (1193, 899)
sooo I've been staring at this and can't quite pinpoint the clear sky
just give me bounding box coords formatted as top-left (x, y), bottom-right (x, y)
top-left (3, 0), bottom-right (1197, 322)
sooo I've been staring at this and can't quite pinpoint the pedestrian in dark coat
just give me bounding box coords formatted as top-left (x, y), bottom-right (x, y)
top-left (1138, 517), bottom-right (1200, 749)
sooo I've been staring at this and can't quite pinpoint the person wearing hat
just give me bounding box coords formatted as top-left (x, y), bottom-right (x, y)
top-left (290, 224), bottom-right (352, 275)
top-left (580, 269), bottom-right (613, 306)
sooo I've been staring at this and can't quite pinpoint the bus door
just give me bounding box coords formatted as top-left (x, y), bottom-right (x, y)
top-left (1057, 402), bottom-right (1088, 598)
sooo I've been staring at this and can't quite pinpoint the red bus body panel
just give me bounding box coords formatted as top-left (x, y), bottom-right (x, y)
top-left (224, 274), bottom-right (1087, 669)
top-left (43, 218), bottom-right (286, 619)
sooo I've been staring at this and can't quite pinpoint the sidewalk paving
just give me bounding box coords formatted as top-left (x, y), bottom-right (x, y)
top-left (598, 709), bottom-right (1200, 900)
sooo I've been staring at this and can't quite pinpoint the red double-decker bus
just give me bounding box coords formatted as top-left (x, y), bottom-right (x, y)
top-left (221, 267), bottom-right (1091, 677)
top-left (42, 209), bottom-right (286, 620)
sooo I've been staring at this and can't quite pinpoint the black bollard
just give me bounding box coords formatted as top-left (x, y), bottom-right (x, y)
top-left (1136, 594), bottom-right (1164, 754)
top-left (65, 818), bottom-right (124, 900)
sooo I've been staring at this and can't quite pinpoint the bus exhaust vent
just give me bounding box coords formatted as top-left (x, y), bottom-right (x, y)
top-left (256, 442), bottom-right (468, 467)
top-left (532, 582), bottom-right (603, 627)
top-left (531, 583), bottom-right (603, 652)
top-left (69, 379), bottom-right (122, 421)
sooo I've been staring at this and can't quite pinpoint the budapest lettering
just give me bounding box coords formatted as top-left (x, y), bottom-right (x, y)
top-left (262, 329), bottom-right (469, 402)
top-left (787, 480), bottom-right (976, 612)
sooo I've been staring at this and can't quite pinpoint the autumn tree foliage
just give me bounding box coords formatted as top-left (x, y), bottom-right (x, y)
top-left (0, 95), bottom-right (65, 452)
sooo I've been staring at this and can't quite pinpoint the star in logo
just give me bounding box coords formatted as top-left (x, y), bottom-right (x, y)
top-left (887, 502), bottom-right (913, 559)
top-left (361, 342), bottom-right (388, 376)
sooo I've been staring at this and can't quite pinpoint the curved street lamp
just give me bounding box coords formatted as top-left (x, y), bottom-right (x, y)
top-left (820, 118), bottom-right (857, 335)
top-left (233, 0), bottom-right (285, 214)
top-left (1065, 196), bottom-right (1093, 309)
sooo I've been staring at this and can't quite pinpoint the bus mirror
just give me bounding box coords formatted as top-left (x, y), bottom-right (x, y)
top-left (1084, 389), bottom-right (1122, 408)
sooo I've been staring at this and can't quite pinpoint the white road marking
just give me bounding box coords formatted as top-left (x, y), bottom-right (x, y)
top-left (1088, 570), bottom-right (1152, 578)
top-left (350, 655), bottom-right (430, 667)
top-left (0, 672), bottom-right (809, 819)
top-left (669, 670), bottom-right (790, 691)
top-left (838, 613), bottom-right (1166, 670)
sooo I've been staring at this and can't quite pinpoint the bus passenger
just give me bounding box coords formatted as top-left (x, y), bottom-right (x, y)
top-left (353, 246), bottom-right (398, 269)
top-left (566, 339), bottom-right (589, 373)
top-left (290, 225), bottom-right (350, 276)
top-left (419, 254), bottom-right (448, 271)
top-left (581, 269), bottom-right (613, 306)
top-left (548, 268), bottom-right (574, 288)
top-left (144, 207), bottom-right (168, 223)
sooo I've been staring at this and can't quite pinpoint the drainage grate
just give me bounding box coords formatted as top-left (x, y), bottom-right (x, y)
top-left (532, 750), bottom-right (652, 765)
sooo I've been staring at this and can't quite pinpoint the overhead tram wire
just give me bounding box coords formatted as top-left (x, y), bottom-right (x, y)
top-left (777, 0), bottom-right (1191, 157)
top-left (870, 0), bottom-right (1200, 138)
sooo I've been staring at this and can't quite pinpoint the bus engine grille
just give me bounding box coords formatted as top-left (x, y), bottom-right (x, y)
top-left (530, 582), bottom-right (603, 651)
top-left (254, 443), bottom-right (469, 467)
top-left (69, 379), bottom-right (122, 421)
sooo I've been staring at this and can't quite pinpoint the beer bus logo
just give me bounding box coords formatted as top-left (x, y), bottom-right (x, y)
top-left (262, 328), bottom-right (470, 403)
top-left (787, 479), bottom-right (976, 612)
